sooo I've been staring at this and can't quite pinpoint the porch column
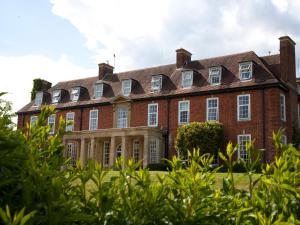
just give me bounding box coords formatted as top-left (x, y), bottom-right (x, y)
top-left (109, 136), bottom-right (116, 166)
top-left (90, 137), bottom-right (95, 161)
top-left (80, 138), bottom-right (86, 168)
top-left (143, 135), bottom-right (149, 168)
top-left (121, 136), bottom-right (128, 167)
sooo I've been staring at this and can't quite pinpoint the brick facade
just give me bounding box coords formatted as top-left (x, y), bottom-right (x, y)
top-left (17, 36), bottom-right (300, 165)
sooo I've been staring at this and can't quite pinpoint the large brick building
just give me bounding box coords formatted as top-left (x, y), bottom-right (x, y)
top-left (17, 36), bottom-right (300, 167)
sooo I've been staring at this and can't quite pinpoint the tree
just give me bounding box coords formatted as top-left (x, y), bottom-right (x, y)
top-left (175, 121), bottom-right (224, 158)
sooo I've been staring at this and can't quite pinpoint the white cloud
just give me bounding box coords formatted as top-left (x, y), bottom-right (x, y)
top-left (0, 54), bottom-right (94, 118)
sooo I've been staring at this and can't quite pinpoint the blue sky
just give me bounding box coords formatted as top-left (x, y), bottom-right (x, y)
top-left (0, 0), bottom-right (93, 67)
top-left (1, 0), bottom-right (300, 118)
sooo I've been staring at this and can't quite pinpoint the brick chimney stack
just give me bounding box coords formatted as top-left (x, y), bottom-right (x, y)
top-left (176, 48), bottom-right (192, 68)
top-left (98, 63), bottom-right (114, 80)
top-left (279, 36), bottom-right (296, 87)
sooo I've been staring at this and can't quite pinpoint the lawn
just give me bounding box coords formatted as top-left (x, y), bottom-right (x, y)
top-left (84, 171), bottom-right (260, 191)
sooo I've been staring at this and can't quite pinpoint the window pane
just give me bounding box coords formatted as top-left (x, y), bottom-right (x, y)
top-left (117, 108), bottom-right (128, 128)
top-left (35, 92), bottom-right (43, 105)
top-left (149, 138), bottom-right (159, 164)
top-left (89, 110), bottom-right (98, 130)
top-left (66, 112), bottom-right (74, 131)
top-left (48, 114), bottom-right (56, 134)
top-left (239, 62), bottom-right (252, 80)
top-left (94, 83), bottom-right (103, 98)
top-left (103, 142), bottom-right (110, 165)
top-left (238, 135), bottom-right (251, 160)
top-left (122, 80), bottom-right (131, 96)
top-left (182, 71), bottom-right (193, 88)
top-left (151, 76), bottom-right (162, 91)
top-left (238, 95), bottom-right (250, 120)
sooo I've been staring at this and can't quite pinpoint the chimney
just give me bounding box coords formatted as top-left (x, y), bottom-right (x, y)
top-left (176, 48), bottom-right (192, 68)
top-left (279, 36), bottom-right (296, 86)
top-left (98, 63), bottom-right (114, 80)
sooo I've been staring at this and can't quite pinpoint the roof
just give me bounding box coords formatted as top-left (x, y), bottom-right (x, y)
top-left (18, 51), bottom-right (281, 113)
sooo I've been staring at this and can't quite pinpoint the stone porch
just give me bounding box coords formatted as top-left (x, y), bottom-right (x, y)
top-left (63, 126), bottom-right (165, 168)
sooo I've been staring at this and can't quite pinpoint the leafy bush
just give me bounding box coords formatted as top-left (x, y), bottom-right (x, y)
top-left (1, 93), bottom-right (300, 224)
top-left (175, 121), bottom-right (224, 158)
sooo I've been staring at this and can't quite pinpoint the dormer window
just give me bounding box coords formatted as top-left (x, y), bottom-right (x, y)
top-left (52, 90), bottom-right (61, 104)
top-left (34, 92), bottom-right (43, 106)
top-left (122, 79), bottom-right (132, 96)
top-left (151, 75), bottom-right (162, 92)
top-left (71, 87), bottom-right (80, 102)
top-left (239, 62), bottom-right (252, 81)
top-left (209, 67), bottom-right (221, 85)
top-left (181, 70), bottom-right (193, 88)
top-left (94, 83), bottom-right (103, 99)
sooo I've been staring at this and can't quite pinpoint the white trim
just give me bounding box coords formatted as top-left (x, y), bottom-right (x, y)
top-left (89, 109), bottom-right (98, 130)
top-left (280, 93), bottom-right (286, 122)
top-left (237, 94), bottom-right (251, 121)
top-left (66, 112), bottom-right (75, 131)
top-left (148, 103), bottom-right (158, 127)
top-left (71, 87), bottom-right (80, 102)
top-left (48, 114), bottom-right (56, 134)
top-left (181, 70), bottom-right (193, 89)
top-left (237, 134), bottom-right (251, 160)
top-left (209, 67), bottom-right (221, 85)
top-left (34, 92), bottom-right (43, 106)
top-left (206, 97), bottom-right (219, 121)
top-left (239, 62), bottom-right (253, 81)
top-left (103, 141), bottom-right (110, 166)
top-left (178, 100), bottom-right (190, 125)
top-left (122, 79), bottom-right (132, 96)
top-left (151, 75), bottom-right (162, 92)
top-left (117, 107), bottom-right (128, 128)
top-left (52, 90), bottom-right (61, 104)
top-left (30, 115), bottom-right (38, 126)
top-left (94, 83), bottom-right (103, 99)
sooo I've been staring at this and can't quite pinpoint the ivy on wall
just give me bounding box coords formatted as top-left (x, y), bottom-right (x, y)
top-left (30, 79), bottom-right (52, 100)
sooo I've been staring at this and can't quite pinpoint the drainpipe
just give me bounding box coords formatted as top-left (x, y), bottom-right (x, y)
top-left (80, 107), bottom-right (83, 131)
top-left (262, 88), bottom-right (266, 163)
top-left (165, 97), bottom-right (170, 159)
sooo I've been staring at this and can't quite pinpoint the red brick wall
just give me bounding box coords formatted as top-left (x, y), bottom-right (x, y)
top-left (17, 86), bottom-right (298, 162)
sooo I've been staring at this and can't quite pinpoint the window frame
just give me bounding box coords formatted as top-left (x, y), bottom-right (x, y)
top-left (122, 79), bottom-right (132, 96)
top-left (89, 109), bottom-right (98, 131)
top-left (209, 67), bottom-right (221, 85)
top-left (237, 134), bottom-right (251, 161)
top-left (52, 90), bottom-right (61, 104)
top-left (133, 139), bottom-right (140, 163)
top-left (103, 141), bottom-right (110, 166)
top-left (30, 115), bottom-right (38, 127)
top-left (94, 83), bottom-right (104, 99)
top-left (148, 103), bottom-right (158, 127)
top-left (149, 138), bottom-right (159, 164)
top-left (280, 94), bottom-right (286, 122)
top-left (206, 97), bottom-right (219, 121)
top-left (239, 62), bottom-right (253, 81)
top-left (66, 112), bottom-right (75, 132)
top-left (237, 94), bottom-right (251, 121)
top-left (181, 70), bottom-right (193, 89)
top-left (117, 107), bottom-right (128, 128)
top-left (48, 114), bottom-right (56, 134)
top-left (178, 100), bottom-right (190, 125)
top-left (151, 75), bottom-right (162, 92)
top-left (67, 142), bottom-right (78, 166)
top-left (282, 135), bottom-right (287, 145)
top-left (34, 92), bottom-right (43, 106)
top-left (71, 87), bottom-right (80, 102)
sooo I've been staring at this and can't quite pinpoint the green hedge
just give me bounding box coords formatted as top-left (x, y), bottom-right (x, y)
top-left (175, 121), bottom-right (224, 158)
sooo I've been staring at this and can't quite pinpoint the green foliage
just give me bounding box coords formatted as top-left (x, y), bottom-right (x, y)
top-left (175, 121), bottom-right (224, 158)
top-left (30, 79), bottom-right (52, 101)
top-left (1, 93), bottom-right (300, 224)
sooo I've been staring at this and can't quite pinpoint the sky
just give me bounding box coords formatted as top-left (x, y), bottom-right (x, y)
top-left (1, 0), bottom-right (300, 118)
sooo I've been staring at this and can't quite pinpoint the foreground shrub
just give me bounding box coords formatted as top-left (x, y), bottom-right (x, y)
top-left (1, 94), bottom-right (300, 224)
top-left (175, 121), bottom-right (224, 158)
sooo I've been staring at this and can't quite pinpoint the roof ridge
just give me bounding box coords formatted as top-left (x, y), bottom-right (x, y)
top-left (195, 51), bottom-right (255, 62)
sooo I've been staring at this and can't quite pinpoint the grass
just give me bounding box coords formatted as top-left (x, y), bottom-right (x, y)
top-left (83, 171), bottom-right (260, 192)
